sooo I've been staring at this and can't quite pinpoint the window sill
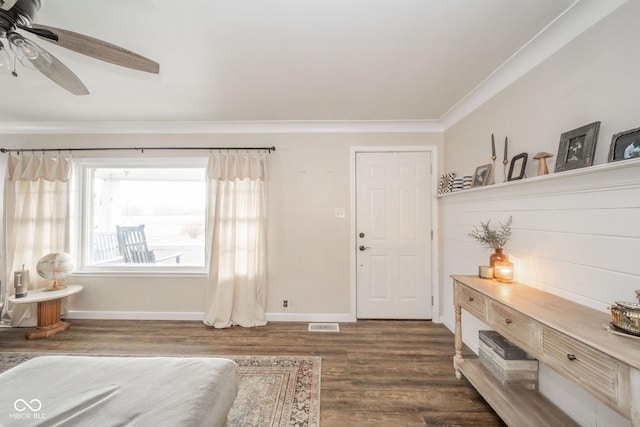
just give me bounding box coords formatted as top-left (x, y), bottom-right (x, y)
top-left (72, 268), bottom-right (207, 279)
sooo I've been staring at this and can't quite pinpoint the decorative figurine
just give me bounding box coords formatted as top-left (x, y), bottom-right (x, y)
top-left (491, 134), bottom-right (497, 184)
top-left (533, 152), bottom-right (553, 176)
top-left (503, 137), bottom-right (509, 182)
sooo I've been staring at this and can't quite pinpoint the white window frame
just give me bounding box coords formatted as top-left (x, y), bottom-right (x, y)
top-left (71, 157), bottom-right (209, 276)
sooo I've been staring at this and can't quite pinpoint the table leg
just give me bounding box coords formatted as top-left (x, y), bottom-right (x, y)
top-left (454, 304), bottom-right (463, 379)
top-left (26, 298), bottom-right (70, 340)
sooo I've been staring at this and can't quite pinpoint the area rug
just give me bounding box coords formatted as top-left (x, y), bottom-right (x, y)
top-left (0, 353), bottom-right (320, 427)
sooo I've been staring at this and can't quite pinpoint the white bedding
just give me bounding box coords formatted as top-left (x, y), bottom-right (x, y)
top-left (0, 355), bottom-right (238, 427)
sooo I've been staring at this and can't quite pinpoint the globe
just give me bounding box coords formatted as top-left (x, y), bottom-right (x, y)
top-left (37, 252), bottom-right (76, 291)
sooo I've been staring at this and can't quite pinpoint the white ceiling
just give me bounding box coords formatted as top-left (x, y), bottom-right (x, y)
top-left (0, 0), bottom-right (591, 130)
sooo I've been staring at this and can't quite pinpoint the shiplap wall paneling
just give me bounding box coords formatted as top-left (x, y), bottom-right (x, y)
top-left (439, 161), bottom-right (640, 427)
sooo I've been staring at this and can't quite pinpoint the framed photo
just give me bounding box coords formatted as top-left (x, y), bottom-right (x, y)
top-left (438, 172), bottom-right (455, 194)
top-left (554, 121), bottom-right (600, 172)
top-left (608, 126), bottom-right (640, 162)
top-left (472, 164), bottom-right (492, 188)
top-left (507, 152), bottom-right (528, 181)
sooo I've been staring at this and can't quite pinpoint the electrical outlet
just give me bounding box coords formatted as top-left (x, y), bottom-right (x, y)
top-left (283, 300), bottom-right (288, 308)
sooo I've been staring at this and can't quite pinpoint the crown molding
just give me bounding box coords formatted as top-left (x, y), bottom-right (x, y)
top-left (439, 0), bottom-right (628, 130)
top-left (0, 119), bottom-right (443, 135)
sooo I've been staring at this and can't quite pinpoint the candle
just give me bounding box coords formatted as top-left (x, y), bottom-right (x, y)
top-left (491, 134), bottom-right (496, 157)
top-left (479, 265), bottom-right (493, 279)
top-left (494, 261), bottom-right (514, 283)
top-left (504, 137), bottom-right (508, 161)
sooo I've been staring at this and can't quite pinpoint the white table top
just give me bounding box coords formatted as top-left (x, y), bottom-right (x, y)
top-left (8, 284), bottom-right (83, 304)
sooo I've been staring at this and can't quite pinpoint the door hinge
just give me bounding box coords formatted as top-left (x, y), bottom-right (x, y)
top-left (431, 230), bottom-right (433, 240)
top-left (431, 295), bottom-right (434, 306)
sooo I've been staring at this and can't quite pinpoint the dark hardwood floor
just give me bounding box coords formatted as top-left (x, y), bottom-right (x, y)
top-left (0, 319), bottom-right (505, 427)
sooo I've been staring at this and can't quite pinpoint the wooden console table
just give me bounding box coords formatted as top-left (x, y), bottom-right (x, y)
top-left (8, 285), bottom-right (83, 340)
top-left (452, 275), bottom-right (640, 427)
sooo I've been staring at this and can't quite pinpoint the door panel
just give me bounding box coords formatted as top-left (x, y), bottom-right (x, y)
top-left (399, 256), bottom-right (418, 299)
top-left (356, 151), bottom-right (432, 319)
top-left (371, 255), bottom-right (389, 300)
top-left (370, 189), bottom-right (388, 239)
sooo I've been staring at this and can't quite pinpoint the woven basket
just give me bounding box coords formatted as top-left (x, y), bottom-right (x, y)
top-left (611, 303), bottom-right (640, 336)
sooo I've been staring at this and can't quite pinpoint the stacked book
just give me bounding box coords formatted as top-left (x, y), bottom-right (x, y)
top-left (478, 330), bottom-right (539, 390)
top-left (462, 175), bottom-right (473, 190)
top-left (452, 177), bottom-right (464, 192)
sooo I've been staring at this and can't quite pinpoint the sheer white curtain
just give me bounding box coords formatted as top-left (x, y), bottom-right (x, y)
top-left (0, 154), bottom-right (72, 327)
top-left (203, 151), bottom-right (268, 328)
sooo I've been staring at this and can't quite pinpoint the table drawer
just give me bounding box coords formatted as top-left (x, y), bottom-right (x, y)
top-left (541, 328), bottom-right (620, 408)
top-left (488, 301), bottom-right (536, 351)
top-left (458, 285), bottom-right (487, 320)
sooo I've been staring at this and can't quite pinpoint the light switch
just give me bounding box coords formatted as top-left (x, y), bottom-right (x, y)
top-left (335, 208), bottom-right (346, 219)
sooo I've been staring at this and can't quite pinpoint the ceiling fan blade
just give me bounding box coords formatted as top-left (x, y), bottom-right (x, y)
top-left (17, 24), bottom-right (59, 42)
top-left (0, 0), bottom-right (18, 11)
top-left (31, 53), bottom-right (90, 95)
top-left (7, 31), bottom-right (88, 95)
top-left (28, 45), bottom-right (89, 95)
top-left (29, 24), bottom-right (160, 74)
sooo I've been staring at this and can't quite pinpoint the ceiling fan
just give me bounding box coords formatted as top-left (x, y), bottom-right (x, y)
top-left (0, 0), bottom-right (159, 95)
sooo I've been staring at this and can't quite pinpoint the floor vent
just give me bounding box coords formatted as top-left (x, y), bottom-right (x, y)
top-left (308, 323), bottom-right (340, 332)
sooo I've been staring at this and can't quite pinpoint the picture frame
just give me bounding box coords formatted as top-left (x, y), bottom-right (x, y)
top-left (507, 152), bottom-right (528, 181)
top-left (608, 126), bottom-right (640, 162)
top-left (554, 121), bottom-right (600, 172)
top-left (472, 164), bottom-right (492, 187)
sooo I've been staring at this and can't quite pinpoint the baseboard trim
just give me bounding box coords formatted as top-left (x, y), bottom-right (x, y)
top-left (66, 310), bottom-right (357, 323)
top-left (66, 310), bottom-right (204, 321)
top-left (441, 318), bottom-right (454, 334)
top-left (266, 313), bottom-right (356, 323)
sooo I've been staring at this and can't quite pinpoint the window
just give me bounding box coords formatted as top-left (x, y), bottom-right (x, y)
top-left (75, 158), bottom-right (207, 271)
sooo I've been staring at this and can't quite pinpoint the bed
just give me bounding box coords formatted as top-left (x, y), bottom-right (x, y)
top-left (0, 355), bottom-right (238, 427)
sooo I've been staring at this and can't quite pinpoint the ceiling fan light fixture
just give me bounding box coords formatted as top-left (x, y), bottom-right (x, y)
top-left (0, 1), bottom-right (157, 94)
top-left (7, 31), bottom-right (51, 69)
top-left (0, 40), bottom-right (12, 74)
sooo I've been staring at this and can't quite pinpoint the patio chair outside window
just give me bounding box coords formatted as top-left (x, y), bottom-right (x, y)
top-left (116, 224), bottom-right (182, 264)
top-left (93, 231), bottom-right (122, 264)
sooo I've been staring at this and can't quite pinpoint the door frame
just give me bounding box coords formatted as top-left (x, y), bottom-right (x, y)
top-left (350, 146), bottom-right (440, 322)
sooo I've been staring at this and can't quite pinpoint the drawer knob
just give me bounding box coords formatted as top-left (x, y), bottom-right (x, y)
top-left (505, 319), bottom-right (513, 324)
top-left (567, 354), bottom-right (577, 361)
top-left (468, 296), bottom-right (474, 302)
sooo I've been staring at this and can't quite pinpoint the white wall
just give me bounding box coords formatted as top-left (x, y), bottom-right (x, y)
top-left (0, 131), bottom-right (443, 321)
top-left (440, 2), bottom-right (640, 425)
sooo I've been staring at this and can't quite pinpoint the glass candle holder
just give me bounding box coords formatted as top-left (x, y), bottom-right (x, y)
top-left (478, 265), bottom-right (493, 279)
top-left (494, 261), bottom-right (514, 283)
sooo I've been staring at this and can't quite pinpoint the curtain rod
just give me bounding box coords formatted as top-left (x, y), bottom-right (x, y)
top-left (0, 146), bottom-right (276, 154)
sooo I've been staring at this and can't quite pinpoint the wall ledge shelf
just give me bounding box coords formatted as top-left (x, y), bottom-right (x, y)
top-left (436, 158), bottom-right (640, 199)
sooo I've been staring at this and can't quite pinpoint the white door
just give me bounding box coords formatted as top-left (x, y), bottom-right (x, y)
top-left (356, 151), bottom-right (432, 319)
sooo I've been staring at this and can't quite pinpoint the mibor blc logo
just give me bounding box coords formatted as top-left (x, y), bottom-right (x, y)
top-left (10, 398), bottom-right (46, 421)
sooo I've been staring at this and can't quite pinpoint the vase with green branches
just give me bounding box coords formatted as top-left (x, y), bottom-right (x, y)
top-left (468, 216), bottom-right (512, 268)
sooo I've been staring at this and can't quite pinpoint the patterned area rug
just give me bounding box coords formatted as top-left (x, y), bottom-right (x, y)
top-left (0, 353), bottom-right (320, 427)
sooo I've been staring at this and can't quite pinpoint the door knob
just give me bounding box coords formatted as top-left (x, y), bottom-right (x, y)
top-left (359, 245), bottom-right (371, 251)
